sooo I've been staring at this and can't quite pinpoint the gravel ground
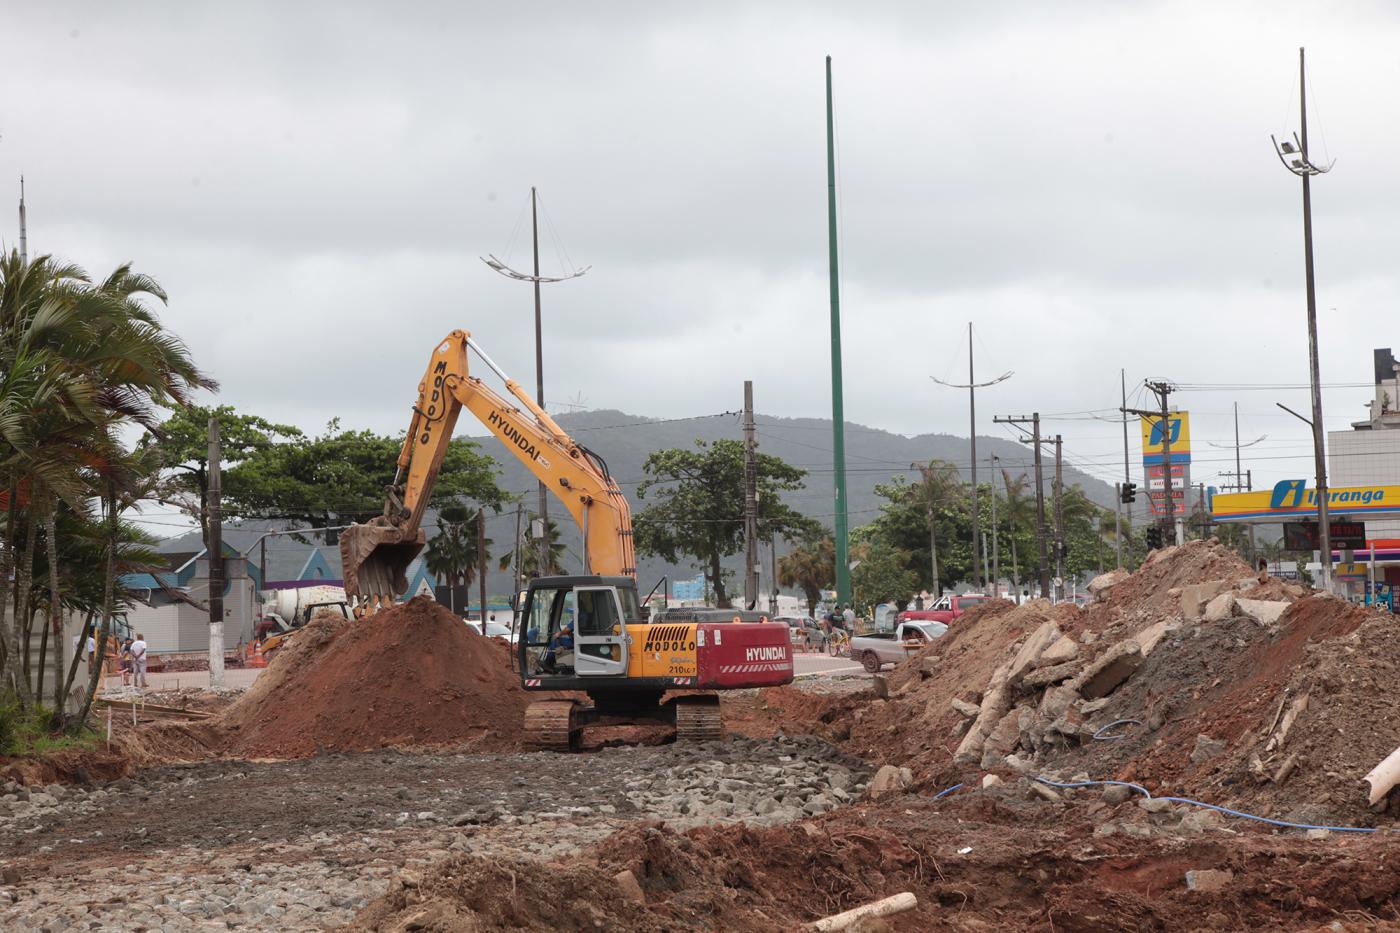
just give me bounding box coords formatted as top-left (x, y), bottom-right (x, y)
top-left (0, 735), bottom-right (868, 932)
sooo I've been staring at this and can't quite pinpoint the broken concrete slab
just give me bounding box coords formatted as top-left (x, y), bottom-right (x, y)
top-left (951, 698), bottom-right (981, 719)
top-left (954, 660), bottom-right (1015, 764)
top-left (1074, 640), bottom-right (1144, 700)
top-left (1133, 620), bottom-right (1174, 657)
top-left (1190, 734), bottom-right (1227, 764)
top-left (868, 765), bottom-right (912, 800)
top-left (1087, 568), bottom-right (1129, 599)
top-left (1202, 592), bottom-right (1236, 623)
top-left (1009, 619), bottom-right (1064, 681)
top-left (1036, 635), bottom-right (1080, 667)
top-left (1184, 869), bottom-right (1234, 893)
top-left (1022, 659), bottom-right (1080, 689)
top-left (982, 774), bottom-right (1004, 789)
top-left (1236, 598), bottom-right (1290, 628)
top-left (1180, 580), bottom-right (1231, 621)
top-left (614, 869), bottom-right (646, 905)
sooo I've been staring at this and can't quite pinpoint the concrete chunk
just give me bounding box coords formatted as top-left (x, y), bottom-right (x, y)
top-left (1023, 660), bottom-right (1080, 688)
top-left (1009, 620), bottom-right (1064, 681)
top-left (1181, 580), bottom-right (1230, 621)
top-left (951, 698), bottom-right (981, 718)
top-left (1133, 620), bottom-right (1173, 657)
top-left (1036, 635), bottom-right (1080, 667)
top-left (1202, 592), bottom-right (1236, 622)
top-left (869, 764), bottom-right (912, 799)
top-left (1087, 569), bottom-right (1129, 598)
top-left (1236, 599), bottom-right (1289, 628)
top-left (1075, 640), bottom-right (1143, 700)
top-left (614, 869), bottom-right (646, 905)
top-left (1185, 868), bottom-right (1233, 893)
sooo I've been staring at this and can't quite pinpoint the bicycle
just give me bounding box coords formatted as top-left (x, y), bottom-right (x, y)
top-left (826, 629), bottom-right (851, 657)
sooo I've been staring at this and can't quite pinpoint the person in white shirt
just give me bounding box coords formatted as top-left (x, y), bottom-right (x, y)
top-left (129, 634), bottom-right (149, 688)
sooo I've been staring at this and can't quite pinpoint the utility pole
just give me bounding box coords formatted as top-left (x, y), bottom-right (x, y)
top-left (482, 188), bottom-right (588, 576)
top-left (207, 416), bottom-right (225, 690)
top-left (932, 323), bottom-right (1012, 592)
top-left (988, 455), bottom-right (1000, 597)
top-left (1123, 381), bottom-right (1177, 545)
top-left (825, 55), bottom-right (851, 609)
top-left (18, 176), bottom-right (27, 265)
top-left (994, 414), bottom-right (1050, 598)
top-left (1053, 435), bottom-right (1065, 601)
top-left (1121, 369), bottom-right (1131, 567)
top-left (743, 380), bottom-right (759, 610)
top-left (769, 532), bottom-right (779, 617)
top-left (477, 508), bottom-right (488, 626)
top-left (511, 504), bottom-right (523, 607)
top-left (1272, 46), bottom-right (1334, 592)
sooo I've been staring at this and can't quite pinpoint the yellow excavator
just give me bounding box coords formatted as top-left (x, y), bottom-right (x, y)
top-left (339, 330), bottom-right (795, 749)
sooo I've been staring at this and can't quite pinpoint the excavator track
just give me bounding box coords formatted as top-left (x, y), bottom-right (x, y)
top-left (523, 700), bottom-right (580, 752)
top-left (673, 695), bottom-right (723, 742)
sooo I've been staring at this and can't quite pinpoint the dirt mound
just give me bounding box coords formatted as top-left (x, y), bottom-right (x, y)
top-left (220, 596), bottom-right (526, 758)
top-left (1098, 539), bottom-right (1255, 612)
top-left (355, 801), bottom-right (1400, 931)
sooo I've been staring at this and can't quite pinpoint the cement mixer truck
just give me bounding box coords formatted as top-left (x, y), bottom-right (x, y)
top-left (255, 585), bottom-right (351, 655)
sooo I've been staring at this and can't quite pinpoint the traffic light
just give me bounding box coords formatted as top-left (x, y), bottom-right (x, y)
top-left (1120, 482), bottom-right (1137, 504)
top-left (1145, 526), bottom-right (1163, 550)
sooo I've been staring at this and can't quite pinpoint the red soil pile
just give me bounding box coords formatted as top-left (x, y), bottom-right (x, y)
top-left (220, 596), bottom-right (526, 758)
top-left (355, 801), bottom-right (1400, 932)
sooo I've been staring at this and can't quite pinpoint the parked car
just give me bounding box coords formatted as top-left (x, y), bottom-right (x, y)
top-left (464, 620), bottom-right (516, 643)
top-left (849, 621), bottom-right (947, 672)
top-left (898, 593), bottom-right (1006, 626)
top-left (776, 616), bottom-right (827, 649)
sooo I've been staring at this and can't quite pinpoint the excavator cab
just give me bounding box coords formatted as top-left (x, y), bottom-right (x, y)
top-left (519, 576), bottom-right (642, 681)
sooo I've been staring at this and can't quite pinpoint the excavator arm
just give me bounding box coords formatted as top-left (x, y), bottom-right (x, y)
top-left (340, 329), bottom-right (635, 608)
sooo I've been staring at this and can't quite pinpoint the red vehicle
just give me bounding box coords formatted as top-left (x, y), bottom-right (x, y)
top-left (897, 593), bottom-right (1003, 625)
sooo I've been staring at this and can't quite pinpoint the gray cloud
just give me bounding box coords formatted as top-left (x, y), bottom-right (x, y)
top-left (4, 0), bottom-right (1396, 509)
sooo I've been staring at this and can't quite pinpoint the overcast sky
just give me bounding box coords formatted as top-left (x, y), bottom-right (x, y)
top-left (5, 1), bottom-right (1399, 531)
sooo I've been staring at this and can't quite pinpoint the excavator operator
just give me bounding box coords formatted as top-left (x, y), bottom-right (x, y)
top-left (544, 619), bottom-right (575, 674)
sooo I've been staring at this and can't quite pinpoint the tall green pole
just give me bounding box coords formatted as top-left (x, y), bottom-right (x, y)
top-left (826, 55), bottom-right (851, 608)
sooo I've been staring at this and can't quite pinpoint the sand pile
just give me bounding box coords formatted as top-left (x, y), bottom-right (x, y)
top-left (220, 596), bottom-right (527, 758)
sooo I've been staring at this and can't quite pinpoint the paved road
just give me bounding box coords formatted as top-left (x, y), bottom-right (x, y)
top-left (104, 647), bottom-right (864, 696)
top-left (792, 652), bottom-right (865, 677)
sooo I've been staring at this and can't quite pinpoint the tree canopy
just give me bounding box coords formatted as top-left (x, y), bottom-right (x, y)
top-left (634, 439), bottom-right (821, 607)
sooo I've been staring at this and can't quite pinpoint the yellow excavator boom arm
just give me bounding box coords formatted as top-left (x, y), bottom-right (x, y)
top-left (341, 330), bottom-right (635, 606)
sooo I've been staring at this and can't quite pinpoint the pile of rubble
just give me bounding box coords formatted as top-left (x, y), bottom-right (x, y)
top-left (844, 540), bottom-right (1400, 824)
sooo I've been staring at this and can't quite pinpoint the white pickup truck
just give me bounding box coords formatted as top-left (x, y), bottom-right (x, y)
top-left (849, 621), bottom-right (948, 673)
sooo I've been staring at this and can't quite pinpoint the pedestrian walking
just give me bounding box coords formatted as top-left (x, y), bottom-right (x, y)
top-left (119, 637), bottom-right (135, 687)
top-left (130, 633), bottom-right (149, 688)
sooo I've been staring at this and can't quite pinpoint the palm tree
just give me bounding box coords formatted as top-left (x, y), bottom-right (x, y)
top-left (778, 536), bottom-right (835, 616)
top-left (908, 460), bottom-right (964, 598)
top-left (1000, 469), bottom-right (1035, 590)
top-left (501, 514), bottom-right (565, 578)
top-left (0, 249), bottom-right (212, 712)
top-left (426, 503), bottom-right (492, 612)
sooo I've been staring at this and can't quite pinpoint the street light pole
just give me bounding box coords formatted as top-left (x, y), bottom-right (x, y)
top-left (481, 189), bottom-right (589, 575)
top-left (1272, 47), bottom-right (1335, 592)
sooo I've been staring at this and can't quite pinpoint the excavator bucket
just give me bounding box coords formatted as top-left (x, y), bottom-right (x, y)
top-left (339, 520), bottom-right (426, 611)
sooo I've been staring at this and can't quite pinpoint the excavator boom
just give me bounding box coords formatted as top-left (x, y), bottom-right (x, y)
top-left (341, 330), bottom-right (635, 608)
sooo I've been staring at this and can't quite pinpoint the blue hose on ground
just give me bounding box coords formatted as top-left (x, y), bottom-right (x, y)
top-left (1031, 777), bottom-right (1379, 834)
top-left (1092, 719), bottom-right (1142, 741)
top-left (933, 783), bottom-right (963, 799)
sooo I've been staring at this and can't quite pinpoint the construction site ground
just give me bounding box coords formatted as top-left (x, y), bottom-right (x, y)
top-left (5, 559), bottom-right (1400, 930)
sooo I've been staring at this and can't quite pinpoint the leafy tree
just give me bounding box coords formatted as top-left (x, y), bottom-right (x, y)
top-left (778, 536), bottom-right (835, 616)
top-left (222, 418), bottom-right (506, 533)
top-left (848, 531), bottom-right (918, 616)
top-left (142, 404), bottom-right (302, 546)
top-left (635, 440), bottom-right (821, 608)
